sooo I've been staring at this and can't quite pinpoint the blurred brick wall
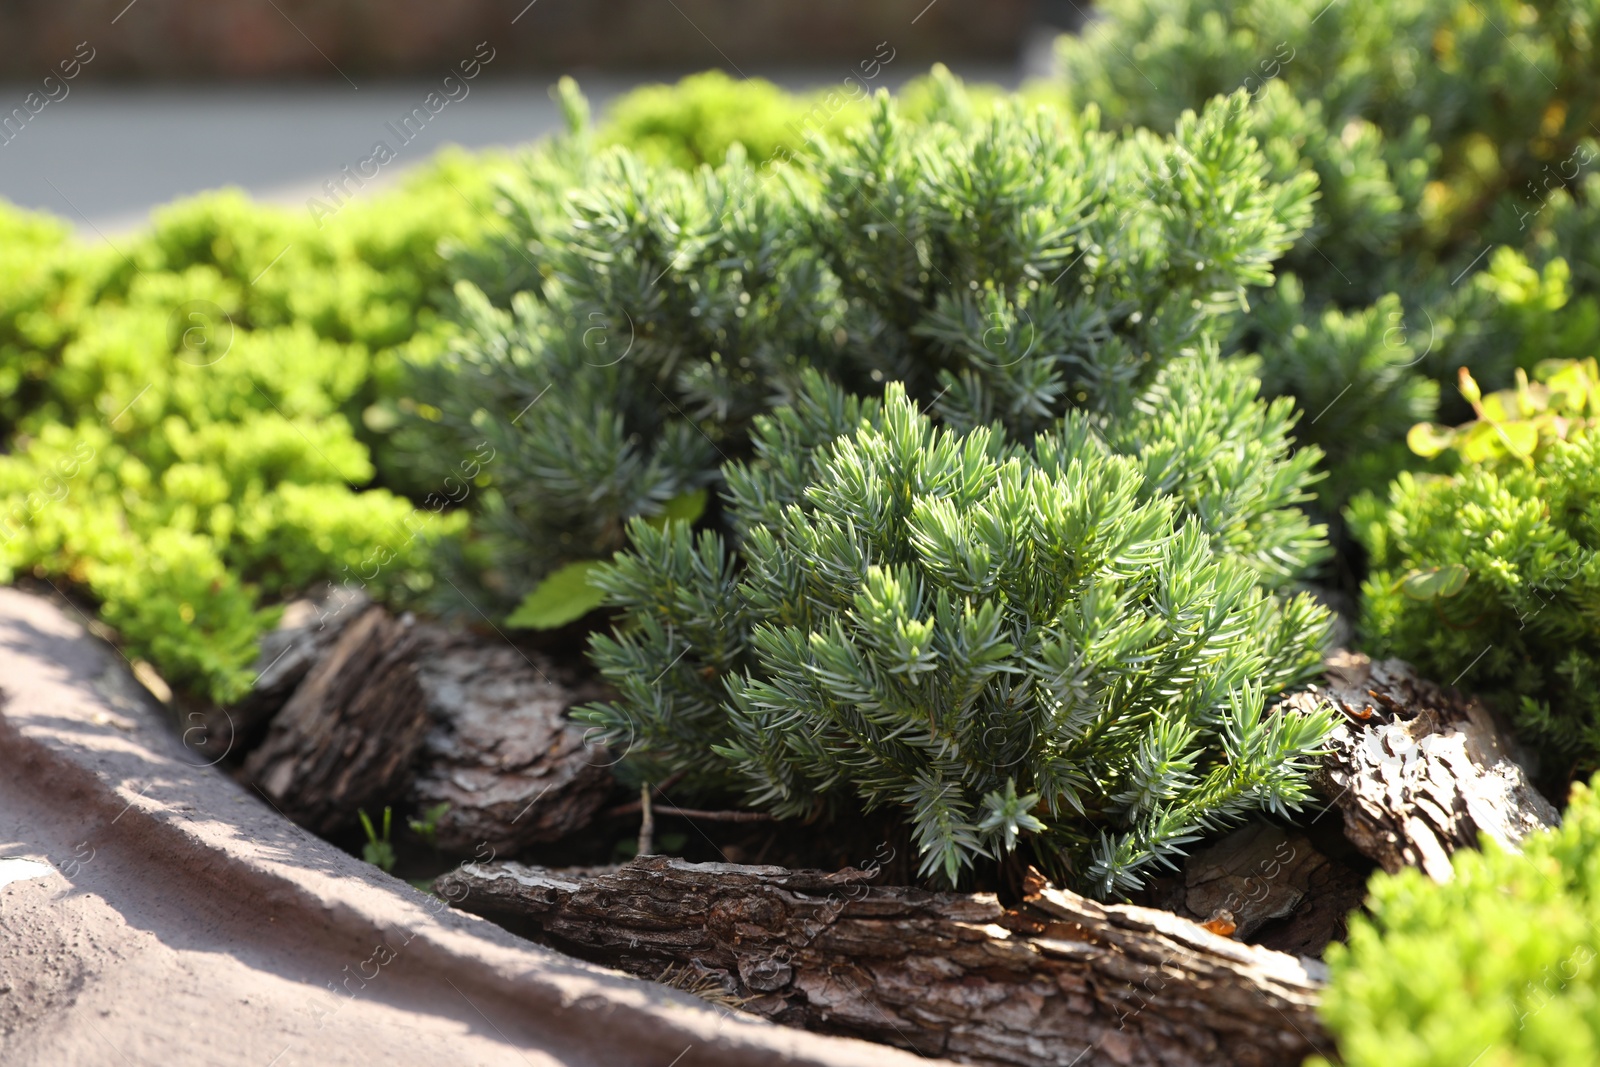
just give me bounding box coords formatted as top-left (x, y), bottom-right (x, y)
top-left (0, 0), bottom-right (1036, 79)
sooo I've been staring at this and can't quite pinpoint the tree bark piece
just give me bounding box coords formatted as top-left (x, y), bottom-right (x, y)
top-left (1147, 821), bottom-right (1371, 958)
top-left (1282, 652), bottom-right (1560, 881)
top-left (437, 856), bottom-right (1329, 1067)
top-left (182, 585), bottom-right (370, 764)
top-left (242, 606), bottom-right (428, 835)
top-left (406, 629), bottom-right (616, 854)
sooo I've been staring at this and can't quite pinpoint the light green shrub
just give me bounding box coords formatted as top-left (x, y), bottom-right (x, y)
top-left (0, 158), bottom-right (503, 701)
top-left (1318, 777), bottom-right (1600, 1067)
top-left (1351, 359), bottom-right (1600, 774)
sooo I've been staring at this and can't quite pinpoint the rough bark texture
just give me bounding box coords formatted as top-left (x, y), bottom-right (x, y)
top-left (242, 606), bottom-right (429, 835)
top-left (1146, 822), bottom-right (1371, 958)
top-left (251, 586), bottom-right (373, 705)
top-left (437, 856), bottom-right (1329, 1067)
top-left (406, 628), bottom-right (616, 853)
top-left (182, 585), bottom-right (370, 763)
top-left (1283, 652), bottom-right (1560, 881)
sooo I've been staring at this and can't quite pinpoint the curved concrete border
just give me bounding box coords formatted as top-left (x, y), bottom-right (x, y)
top-left (0, 587), bottom-right (949, 1067)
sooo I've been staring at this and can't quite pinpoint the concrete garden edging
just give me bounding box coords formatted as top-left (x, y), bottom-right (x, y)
top-left (0, 586), bottom-right (948, 1067)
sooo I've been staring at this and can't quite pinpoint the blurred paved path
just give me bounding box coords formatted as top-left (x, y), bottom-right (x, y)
top-left (0, 58), bottom-right (1030, 238)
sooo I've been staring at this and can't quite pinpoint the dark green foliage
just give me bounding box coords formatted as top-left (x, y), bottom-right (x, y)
top-left (1101, 344), bottom-right (1330, 589)
top-left (404, 152), bottom-right (828, 609)
top-left (428, 78), bottom-right (597, 319)
top-left (1247, 280), bottom-right (1438, 506)
top-left (403, 78), bottom-right (1315, 615)
top-left (580, 359), bottom-right (1334, 895)
top-left (807, 84), bottom-right (1312, 423)
top-left (1317, 777), bottom-right (1600, 1067)
top-left (1055, 0), bottom-right (1600, 509)
top-left (1058, 0), bottom-right (1600, 258)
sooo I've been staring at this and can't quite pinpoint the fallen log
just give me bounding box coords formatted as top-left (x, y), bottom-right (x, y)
top-left (242, 606), bottom-right (429, 835)
top-left (437, 856), bottom-right (1329, 1067)
top-left (406, 629), bottom-right (616, 853)
top-left (1284, 652), bottom-right (1560, 881)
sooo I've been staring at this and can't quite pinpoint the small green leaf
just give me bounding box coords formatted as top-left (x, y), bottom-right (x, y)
top-left (363, 839), bottom-right (397, 872)
top-left (1407, 422), bottom-right (1456, 458)
top-left (1496, 420), bottom-right (1539, 458)
top-left (1480, 393), bottom-right (1512, 423)
top-left (646, 488), bottom-right (709, 530)
top-left (1397, 564), bottom-right (1470, 601)
top-left (359, 807), bottom-right (396, 873)
top-left (507, 560), bottom-right (608, 629)
top-left (1459, 421), bottom-right (1505, 465)
top-left (407, 801), bottom-right (451, 846)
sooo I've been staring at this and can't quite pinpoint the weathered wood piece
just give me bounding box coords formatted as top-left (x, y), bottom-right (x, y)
top-left (406, 630), bottom-right (615, 853)
top-left (242, 606), bottom-right (429, 835)
top-left (1148, 821), bottom-right (1370, 958)
top-left (1284, 652), bottom-right (1560, 881)
top-left (181, 585), bottom-right (370, 763)
top-left (437, 856), bottom-right (1329, 1067)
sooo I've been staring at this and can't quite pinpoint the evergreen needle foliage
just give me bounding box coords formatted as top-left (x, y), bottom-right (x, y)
top-left (580, 362), bottom-right (1335, 896)
top-left (403, 76), bottom-right (1315, 615)
top-left (1056, 0), bottom-right (1600, 509)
